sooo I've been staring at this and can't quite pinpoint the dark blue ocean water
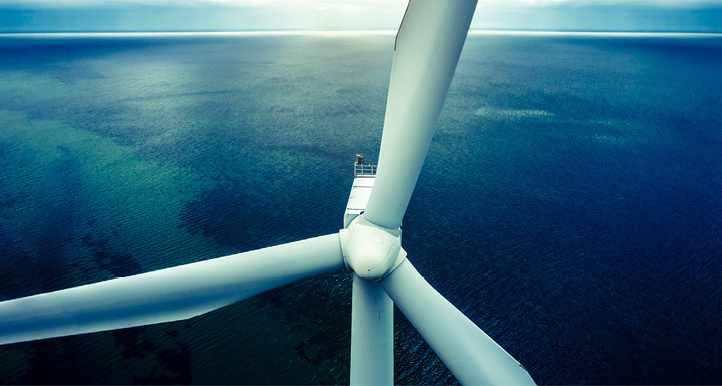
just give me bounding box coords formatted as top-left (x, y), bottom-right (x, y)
top-left (0, 32), bottom-right (721, 384)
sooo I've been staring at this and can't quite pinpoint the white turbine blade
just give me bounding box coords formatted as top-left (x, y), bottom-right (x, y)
top-left (364, 0), bottom-right (477, 230)
top-left (380, 259), bottom-right (536, 386)
top-left (0, 234), bottom-right (343, 345)
top-left (350, 274), bottom-right (393, 386)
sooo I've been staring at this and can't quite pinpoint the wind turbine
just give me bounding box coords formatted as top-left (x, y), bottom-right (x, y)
top-left (0, 0), bottom-right (535, 384)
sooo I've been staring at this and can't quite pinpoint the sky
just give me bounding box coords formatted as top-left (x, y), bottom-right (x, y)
top-left (0, 0), bottom-right (720, 33)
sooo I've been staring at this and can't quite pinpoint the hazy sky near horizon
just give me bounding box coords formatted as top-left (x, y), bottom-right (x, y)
top-left (1, 0), bottom-right (720, 33)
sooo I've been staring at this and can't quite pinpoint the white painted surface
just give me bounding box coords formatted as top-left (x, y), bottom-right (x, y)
top-left (340, 215), bottom-right (406, 281)
top-left (0, 234), bottom-right (344, 345)
top-left (381, 259), bottom-right (536, 385)
top-left (344, 176), bottom-right (375, 228)
top-left (365, 0), bottom-right (478, 230)
top-left (350, 275), bottom-right (394, 386)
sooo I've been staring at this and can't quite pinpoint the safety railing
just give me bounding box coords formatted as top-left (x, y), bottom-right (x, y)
top-left (354, 162), bottom-right (377, 178)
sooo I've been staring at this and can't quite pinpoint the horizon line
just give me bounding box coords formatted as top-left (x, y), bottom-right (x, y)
top-left (2, 30), bottom-right (721, 38)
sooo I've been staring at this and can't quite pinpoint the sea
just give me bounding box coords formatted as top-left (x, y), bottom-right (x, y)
top-left (0, 31), bottom-right (720, 385)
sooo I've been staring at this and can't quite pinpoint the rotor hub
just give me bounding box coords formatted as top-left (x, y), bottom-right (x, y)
top-left (339, 215), bottom-right (406, 281)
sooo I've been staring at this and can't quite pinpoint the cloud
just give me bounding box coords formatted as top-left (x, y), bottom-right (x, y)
top-left (2, 0), bottom-right (718, 12)
top-left (478, 0), bottom-right (722, 7)
top-left (472, 0), bottom-right (722, 31)
top-left (1, 0), bottom-right (719, 32)
top-left (0, 0), bottom-right (409, 32)
top-left (0, 0), bottom-right (407, 10)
